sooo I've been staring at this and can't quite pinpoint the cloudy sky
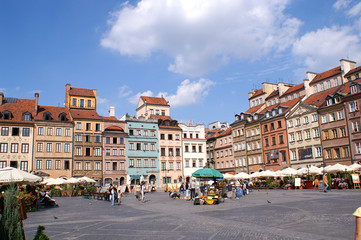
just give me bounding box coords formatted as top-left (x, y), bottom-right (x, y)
top-left (1, 0), bottom-right (361, 126)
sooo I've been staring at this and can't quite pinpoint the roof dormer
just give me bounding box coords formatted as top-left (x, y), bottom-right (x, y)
top-left (43, 111), bottom-right (52, 121)
top-left (22, 112), bottom-right (32, 121)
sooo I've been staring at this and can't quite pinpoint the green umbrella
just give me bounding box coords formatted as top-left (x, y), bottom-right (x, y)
top-left (192, 168), bottom-right (223, 178)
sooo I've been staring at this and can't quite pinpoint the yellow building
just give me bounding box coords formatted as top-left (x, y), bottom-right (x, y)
top-left (136, 96), bottom-right (170, 119)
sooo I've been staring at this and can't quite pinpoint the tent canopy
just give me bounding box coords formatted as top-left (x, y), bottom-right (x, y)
top-left (0, 167), bottom-right (42, 184)
top-left (192, 168), bottom-right (223, 178)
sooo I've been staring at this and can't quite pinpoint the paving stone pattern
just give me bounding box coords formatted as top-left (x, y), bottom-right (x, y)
top-left (23, 189), bottom-right (361, 240)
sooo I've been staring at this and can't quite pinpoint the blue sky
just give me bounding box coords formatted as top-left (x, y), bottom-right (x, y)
top-left (1, 0), bottom-right (361, 127)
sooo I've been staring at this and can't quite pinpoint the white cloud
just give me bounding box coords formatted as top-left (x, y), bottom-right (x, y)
top-left (348, 2), bottom-right (361, 16)
top-left (0, 88), bottom-right (6, 92)
top-left (292, 26), bottom-right (361, 70)
top-left (127, 79), bottom-right (214, 107)
top-left (161, 79), bottom-right (215, 107)
top-left (333, 0), bottom-right (351, 10)
top-left (101, 0), bottom-right (301, 76)
top-left (118, 85), bottom-right (132, 98)
top-left (128, 90), bottom-right (154, 104)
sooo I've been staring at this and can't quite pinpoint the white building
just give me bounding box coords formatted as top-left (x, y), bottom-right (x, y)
top-left (179, 121), bottom-right (207, 179)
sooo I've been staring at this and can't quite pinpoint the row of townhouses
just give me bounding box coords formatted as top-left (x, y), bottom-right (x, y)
top-left (207, 59), bottom-right (361, 174)
top-left (0, 84), bottom-right (207, 187)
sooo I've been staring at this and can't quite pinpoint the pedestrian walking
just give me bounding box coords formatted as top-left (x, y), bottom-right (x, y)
top-left (117, 187), bottom-right (122, 205)
top-left (190, 180), bottom-right (196, 200)
top-left (141, 182), bottom-right (146, 203)
top-left (109, 184), bottom-right (116, 206)
top-left (323, 173), bottom-right (329, 192)
top-left (179, 183), bottom-right (185, 198)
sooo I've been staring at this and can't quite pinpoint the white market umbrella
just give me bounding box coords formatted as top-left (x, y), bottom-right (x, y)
top-left (234, 172), bottom-right (250, 179)
top-left (296, 168), bottom-right (307, 175)
top-left (349, 163), bottom-right (361, 171)
top-left (250, 172), bottom-right (262, 178)
top-left (259, 170), bottom-right (279, 178)
top-left (279, 167), bottom-right (298, 176)
top-left (79, 176), bottom-right (96, 183)
top-left (46, 178), bottom-right (67, 186)
top-left (66, 177), bottom-right (82, 184)
top-left (325, 163), bottom-right (353, 173)
top-left (0, 167), bottom-right (42, 184)
top-left (308, 166), bottom-right (323, 175)
top-left (223, 173), bottom-right (235, 180)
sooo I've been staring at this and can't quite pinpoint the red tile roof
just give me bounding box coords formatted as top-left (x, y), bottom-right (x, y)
top-left (68, 87), bottom-right (95, 97)
top-left (344, 66), bottom-right (361, 77)
top-left (260, 103), bottom-right (279, 114)
top-left (149, 115), bottom-right (172, 121)
top-left (310, 66), bottom-right (341, 86)
top-left (141, 96), bottom-right (169, 106)
top-left (265, 90), bottom-right (279, 100)
top-left (245, 104), bottom-right (263, 114)
top-left (248, 89), bottom-right (264, 100)
top-left (70, 109), bottom-right (102, 120)
top-left (303, 87), bottom-right (341, 107)
top-left (149, 115), bottom-right (181, 130)
top-left (260, 98), bottom-right (301, 115)
top-left (102, 116), bottom-right (118, 122)
top-left (0, 98), bottom-right (36, 123)
top-left (104, 126), bottom-right (124, 132)
top-left (35, 105), bottom-right (72, 122)
top-left (282, 83), bottom-right (305, 96)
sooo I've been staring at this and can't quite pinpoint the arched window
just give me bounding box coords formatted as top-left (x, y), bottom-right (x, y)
top-left (58, 113), bottom-right (67, 121)
top-left (2, 110), bottom-right (11, 120)
top-left (43, 111), bottom-right (52, 121)
top-left (23, 112), bottom-right (32, 121)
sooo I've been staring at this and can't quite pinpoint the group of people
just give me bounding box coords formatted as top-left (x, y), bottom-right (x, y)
top-left (108, 184), bottom-right (123, 205)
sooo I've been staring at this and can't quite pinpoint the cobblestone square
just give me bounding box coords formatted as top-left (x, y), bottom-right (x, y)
top-left (23, 189), bottom-right (361, 240)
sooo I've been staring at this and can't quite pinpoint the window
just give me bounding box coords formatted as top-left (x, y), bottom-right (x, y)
top-left (316, 147), bottom-right (322, 157)
top-left (119, 138), bottom-right (124, 144)
top-left (150, 144), bottom-right (156, 151)
top-left (95, 135), bottom-right (100, 143)
top-left (168, 134), bottom-right (173, 140)
top-left (305, 130), bottom-right (311, 139)
top-left (353, 121), bottom-right (361, 132)
top-left (87, 99), bottom-right (92, 108)
top-left (1, 127), bottom-right (9, 136)
top-left (340, 127), bottom-right (347, 137)
top-left (119, 149), bottom-right (124, 156)
top-left (56, 128), bottom-right (62, 136)
top-left (323, 131), bottom-right (330, 140)
top-left (94, 147), bottom-right (101, 156)
top-left (12, 127), bottom-right (19, 136)
top-left (136, 143), bottom-right (141, 151)
top-left (75, 162), bottom-right (82, 170)
top-left (20, 161), bottom-right (28, 171)
top-left (160, 134), bottom-right (165, 140)
top-left (36, 160), bottom-right (42, 170)
top-left (265, 138), bottom-right (269, 147)
top-left (321, 115), bottom-right (327, 123)
top-left (37, 143), bottom-right (43, 152)
top-left (192, 145), bottom-right (196, 153)
top-left (297, 131), bottom-right (302, 141)
top-left (143, 159), bottom-right (149, 168)
top-left (76, 122), bottom-right (82, 130)
top-left (46, 160), bottom-right (52, 170)
top-left (129, 143), bottom-right (134, 150)
top-left (75, 147), bottom-right (82, 156)
top-left (279, 135), bottom-right (284, 144)
top-left (291, 150), bottom-right (297, 160)
top-left (0, 143), bottom-right (8, 153)
top-left (75, 134), bottom-right (82, 142)
top-left (351, 85), bottom-right (358, 94)
top-left (55, 160), bottom-right (61, 170)
top-left (85, 162), bottom-right (91, 170)
top-left (86, 123), bottom-right (91, 131)
top-left (113, 149), bottom-right (117, 156)
top-left (80, 99), bottom-right (85, 108)
top-left (277, 121), bottom-right (282, 128)
top-left (72, 98), bottom-right (77, 106)
top-left (313, 128), bottom-right (320, 138)
top-left (11, 143), bottom-right (18, 153)
top-left (143, 143), bottom-right (149, 151)
top-left (95, 123), bottom-right (100, 132)
top-left (150, 159), bottom-right (156, 167)
top-left (156, 110), bottom-right (160, 115)
top-left (46, 143), bottom-right (52, 152)
top-left (312, 114), bottom-right (318, 122)
top-left (161, 148), bottom-right (166, 156)
top-left (327, 80), bottom-right (331, 89)
top-left (129, 129), bottom-right (134, 136)
top-left (22, 128), bottom-right (30, 137)
top-left (85, 135), bottom-right (91, 143)
top-left (23, 113), bottom-right (31, 121)
top-left (356, 143), bottom-right (361, 154)
top-left (169, 148), bottom-right (173, 156)
top-left (199, 146), bottom-right (202, 153)
top-left (65, 143), bottom-right (70, 153)
top-left (161, 110), bottom-right (165, 116)
top-left (289, 133), bottom-right (295, 142)
top-left (264, 125), bottom-right (268, 132)
top-left (136, 130), bottom-right (141, 136)
top-left (329, 113), bottom-right (335, 122)
top-left (296, 118), bottom-right (301, 126)
top-left (169, 162), bottom-right (174, 170)
top-left (136, 159), bottom-right (142, 168)
top-left (332, 129), bottom-right (338, 139)
top-left (21, 143), bottom-right (29, 153)
top-left (129, 159), bottom-right (134, 167)
top-left (337, 111), bottom-right (344, 120)
top-left (65, 128), bottom-right (71, 136)
top-left (47, 127), bottom-right (53, 136)
top-left (106, 149), bottom-right (110, 156)
top-left (304, 116), bottom-right (309, 124)
top-left (176, 162), bottom-right (181, 170)
top-left (334, 148), bottom-right (341, 158)
top-left (272, 137), bottom-right (276, 145)
top-left (270, 123), bottom-right (275, 130)
top-left (55, 143), bottom-right (61, 153)
top-left (350, 101), bottom-right (358, 112)
top-left (119, 162), bottom-right (124, 170)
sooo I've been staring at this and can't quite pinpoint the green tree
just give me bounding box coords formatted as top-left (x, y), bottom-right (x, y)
top-left (1, 183), bottom-right (23, 240)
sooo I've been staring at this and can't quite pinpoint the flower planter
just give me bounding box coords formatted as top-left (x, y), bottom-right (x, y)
top-left (305, 181), bottom-right (313, 189)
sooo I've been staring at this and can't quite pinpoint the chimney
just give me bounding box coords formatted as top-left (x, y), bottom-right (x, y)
top-left (340, 59), bottom-right (356, 83)
top-left (34, 93), bottom-right (39, 112)
top-left (65, 83), bottom-right (71, 108)
top-left (306, 72), bottom-right (317, 82)
top-left (109, 106), bottom-right (115, 117)
top-left (0, 92), bottom-right (4, 106)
